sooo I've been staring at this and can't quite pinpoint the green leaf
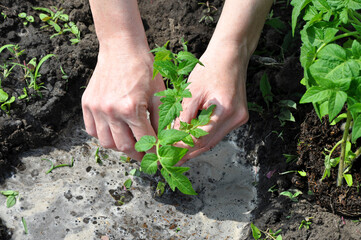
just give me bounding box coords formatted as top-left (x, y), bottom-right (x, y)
top-left (158, 129), bottom-right (189, 145)
top-left (260, 73), bottom-right (273, 107)
top-left (159, 145), bottom-right (188, 166)
top-left (343, 174), bottom-right (353, 187)
top-left (26, 16), bottom-right (34, 22)
top-left (177, 51), bottom-right (200, 75)
top-left (32, 7), bottom-right (54, 15)
top-left (6, 195), bottom-right (16, 208)
top-left (352, 40), bottom-right (361, 59)
top-left (250, 223), bottom-right (262, 240)
top-left (318, 44), bottom-right (346, 62)
top-left (22, 217), bottom-right (28, 234)
top-left (18, 12), bottom-right (27, 18)
top-left (278, 109), bottom-right (296, 122)
top-left (352, 115), bottom-right (361, 143)
top-left (123, 179), bottom-right (133, 189)
top-left (0, 89), bottom-right (8, 102)
top-left (158, 96), bottom-right (182, 131)
top-left (328, 91), bottom-right (347, 121)
top-left (161, 166), bottom-right (197, 195)
top-left (129, 169), bottom-right (140, 177)
top-left (279, 100), bottom-right (297, 109)
top-left (291, 0), bottom-right (312, 35)
top-left (0, 190), bottom-right (18, 196)
top-left (330, 113), bottom-right (347, 125)
top-left (140, 153), bottom-right (158, 175)
top-left (182, 135), bottom-right (194, 147)
top-left (154, 60), bottom-right (178, 81)
top-left (298, 170), bottom-right (307, 177)
top-left (48, 20), bottom-right (61, 32)
top-left (197, 104), bottom-right (216, 126)
top-left (276, 235), bottom-right (283, 240)
top-left (39, 13), bottom-right (51, 22)
top-left (300, 87), bottom-right (330, 103)
top-left (156, 181), bottom-right (166, 196)
top-left (135, 135), bottom-right (157, 152)
top-left (190, 128), bottom-right (209, 138)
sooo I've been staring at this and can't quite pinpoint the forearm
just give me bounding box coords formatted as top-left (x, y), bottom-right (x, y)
top-left (89, 0), bottom-right (149, 53)
top-left (209, 0), bottom-right (273, 60)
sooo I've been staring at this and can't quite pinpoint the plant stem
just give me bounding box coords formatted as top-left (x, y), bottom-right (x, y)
top-left (337, 110), bottom-right (352, 187)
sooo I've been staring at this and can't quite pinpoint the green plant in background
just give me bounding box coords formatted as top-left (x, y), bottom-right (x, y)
top-left (251, 223), bottom-right (283, 240)
top-left (135, 40), bottom-right (215, 195)
top-left (198, 1), bottom-right (218, 23)
top-left (0, 190), bottom-right (19, 208)
top-left (292, 0), bottom-right (361, 186)
top-left (18, 12), bottom-right (34, 26)
top-left (33, 6), bottom-right (80, 44)
top-left (280, 189), bottom-right (302, 202)
top-left (259, 73), bottom-right (297, 126)
top-left (299, 217), bottom-right (313, 230)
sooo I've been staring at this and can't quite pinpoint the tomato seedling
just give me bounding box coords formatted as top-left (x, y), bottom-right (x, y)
top-left (292, 0), bottom-right (361, 186)
top-left (135, 41), bottom-right (215, 195)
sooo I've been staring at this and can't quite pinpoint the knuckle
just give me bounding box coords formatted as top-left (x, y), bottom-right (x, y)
top-left (234, 108), bottom-right (249, 126)
top-left (117, 144), bottom-right (133, 153)
top-left (100, 140), bottom-right (115, 149)
top-left (85, 127), bottom-right (97, 137)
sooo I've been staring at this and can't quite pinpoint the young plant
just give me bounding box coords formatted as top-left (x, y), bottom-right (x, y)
top-left (18, 12), bottom-right (34, 26)
top-left (135, 41), bottom-right (215, 195)
top-left (251, 223), bottom-right (283, 240)
top-left (280, 189), bottom-right (302, 202)
top-left (33, 6), bottom-right (80, 44)
top-left (292, 0), bottom-right (361, 186)
top-left (0, 190), bottom-right (19, 208)
top-left (299, 217), bottom-right (313, 230)
top-left (42, 157), bottom-right (74, 174)
top-left (198, 1), bottom-right (218, 23)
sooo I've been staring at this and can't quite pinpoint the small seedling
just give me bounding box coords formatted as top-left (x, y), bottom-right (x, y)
top-left (268, 185), bottom-right (278, 193)
top-left (33, 6), bottom-right (81, 44)
top-left (283, 154), bottom-right (297, 163)
top-left (0, 190), bottom-right (19, 208)
top-left (135, 41), bottom-right (215, 195)
top-left (198, 1), bottom-right (218, 23)
top-left (120, 155), bottom-right (131, 163)
top-left (95, 147), bottom-right (102, 165)
top-left (251, 223), bottom-right (283, 240)
top-left (280, 189), bottom-right (302, 202)
top-left (42, 158), bottom-right (74, 174)
top-left (299, 217), bottom-right (313, 230)
top-left (156, 181), bottom-right (166, 197)
top-left (123, 179), bottom-right (132, 190)
top-left (22, 217), bottom-right (28, 234)
top-left (248, 102), bottom-right (264, 114)
top-left (18, 12), bottom-right (34, 26)
top-left (1, 12), bottom-right (7, 19)
top-left (129, 168), bottom-right (140, 177)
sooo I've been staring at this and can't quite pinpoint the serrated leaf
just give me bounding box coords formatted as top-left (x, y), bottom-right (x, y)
top-left (140, 153), bottom-right (158, 175)
top-left (158, 129), bottom-right (189, 145)
top-left (154, 60), bottom-right (178, 81)
top-left (250, 223), bottom-right (262, 240)
top-left (352, 115), bottom-right (361, 143)
top-left (135, 135), bottom-right (157, 152)
top-left (159, 145), bottom-right (188, 166)
top-left (182, 135), bottom-right (194, 147)
top-left (197, 105), bottom-right (216, 126)
top-left (328, 91), bottom-right (347, 121)
top-left (161, 166), bottom-right (197, 195)
top-left (189, 128), bottom-right (209, 138)
top-left (300, 86), bottom-right (330, 103)
top-left (158, 96), bottom-right (182, 131)
top-left (6, 195), bottom-right (16, 208)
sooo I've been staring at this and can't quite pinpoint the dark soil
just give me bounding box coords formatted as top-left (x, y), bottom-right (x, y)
top-left (0, 0), bottom-right (97, 182)
top-left (0, 0), bottom-right (360, 239)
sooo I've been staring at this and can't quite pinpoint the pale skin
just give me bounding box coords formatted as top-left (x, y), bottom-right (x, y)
top-left (82, 0), bottom-right (273, 163)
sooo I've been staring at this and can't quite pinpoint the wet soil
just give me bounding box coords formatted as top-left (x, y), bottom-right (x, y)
top-left (0, 0), bottom-right (361, 239)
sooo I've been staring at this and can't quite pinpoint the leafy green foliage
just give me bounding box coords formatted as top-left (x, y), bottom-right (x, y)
top-left (280, 189), bottom-right (302, 202)
top-left (18, 12), bottom-right (34, 26)
top-left (123, 179), bottom-right (133, 189)
top-left (33, 6), bottom-right (81, 44)
top-left (136, 42), bottom-right (216, 195)
top-left (293, 0), bottom-right (361, 187)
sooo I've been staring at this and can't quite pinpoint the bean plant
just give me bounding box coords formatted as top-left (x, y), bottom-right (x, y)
top-left (292, 0), bottom-right (361, 186)
top-left (135, 41), bottom-right (215, 195)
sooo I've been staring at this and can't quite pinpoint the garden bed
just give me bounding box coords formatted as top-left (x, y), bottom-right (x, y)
top-left (0, 0), bottom-right (360, 239)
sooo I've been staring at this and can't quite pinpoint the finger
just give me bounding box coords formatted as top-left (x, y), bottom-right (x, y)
top-left (82, 107), bottom-right (98, 138)
top-left (109, 121), bottom-right (144, 161)
top-left (179, 96), bottom-right (202, 123)
top-left (93, 114), bottom-right (117, 150)
top-left (149, 94), bottom-right (161, 134)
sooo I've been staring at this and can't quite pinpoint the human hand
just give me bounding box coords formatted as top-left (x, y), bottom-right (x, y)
top-left (81, 44), bottom-right (165, 161)
top-left (175, 42), bottom-right (249, 164)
